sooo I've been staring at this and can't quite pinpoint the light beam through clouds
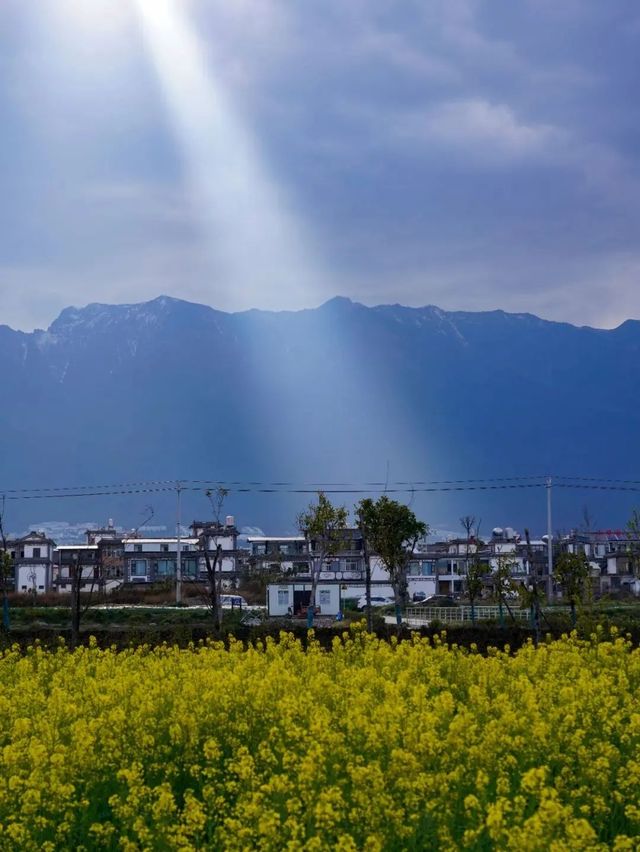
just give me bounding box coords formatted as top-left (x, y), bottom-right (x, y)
top-left (131, 0), bottom-right (439, 517)
top-left (133, 0), bottom-right (329, 310)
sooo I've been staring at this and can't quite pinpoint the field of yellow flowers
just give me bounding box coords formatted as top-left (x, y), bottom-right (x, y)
top-left (1, 628), bottom-right (639, 851)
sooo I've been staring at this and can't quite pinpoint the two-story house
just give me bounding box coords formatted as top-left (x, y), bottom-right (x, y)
top-left (11, 531), bottom-right (56, 594)
top-left (123, 537), bottom-right (200, 584)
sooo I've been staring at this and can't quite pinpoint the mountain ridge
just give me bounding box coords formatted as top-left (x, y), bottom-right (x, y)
top-left (1, 295), bottom-right (639, 532)
top-left (2, 295), bottom-right (634, 337)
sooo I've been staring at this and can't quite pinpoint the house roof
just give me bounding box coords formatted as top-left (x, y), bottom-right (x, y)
top-left (18, 531), bottom-right (55, 544)
top-left (247, 536), bottom-right (306, 543)
top-left (56, 545), bottom-right (99, 551)
top-left (122, 538), bottom-right (199, 545)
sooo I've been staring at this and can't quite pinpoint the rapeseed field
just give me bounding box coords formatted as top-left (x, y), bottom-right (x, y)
top-left (0, 628), bottom-right (639, 850)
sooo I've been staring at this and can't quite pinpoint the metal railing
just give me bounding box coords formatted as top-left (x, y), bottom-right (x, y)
top-left (404, 606), bottom-right (532, 625)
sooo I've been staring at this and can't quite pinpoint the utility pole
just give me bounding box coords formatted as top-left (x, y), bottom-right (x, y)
top-left (176, 481), bottom-right (183, 605)
top-left (546, 476), bottom-right (553, 600)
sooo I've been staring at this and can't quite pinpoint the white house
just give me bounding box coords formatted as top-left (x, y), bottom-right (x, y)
top-left (267, 582), bottom-right (343, 617)
top-left (54, 544), bottom-right (100, 593)
top-left (12, 531), bottom-right (56, 594)
top-left (123, 537), bottom-right (199, 583)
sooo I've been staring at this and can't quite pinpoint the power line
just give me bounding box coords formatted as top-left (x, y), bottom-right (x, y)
top-left (0, 474), bottom-right (551, 495)
top-left (2, 477), bottom-right (639, 502)
top-left (3, 483), bottom-right (548, 501)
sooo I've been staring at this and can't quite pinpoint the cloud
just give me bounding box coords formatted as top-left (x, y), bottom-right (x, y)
top-left (391, 98), bottom-right (563, 162)
top-left (1, 0), bottom-right (640, 332)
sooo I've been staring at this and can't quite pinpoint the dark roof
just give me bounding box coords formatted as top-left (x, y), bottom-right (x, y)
top-left (18, 531), bottom-right (55, 544)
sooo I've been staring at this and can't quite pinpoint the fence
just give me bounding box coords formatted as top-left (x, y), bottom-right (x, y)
top-left (404, 606), bottom-right (533, 626)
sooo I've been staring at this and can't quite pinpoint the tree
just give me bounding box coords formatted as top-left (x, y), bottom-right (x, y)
top-left (553, 551), bottom-right (591, 628)
top-left (354, 499), bottom-right (375, 633)
top-left (524, 528), bottom-right (543, 647)
top-left (460, 515), bottom-right (477, 580)
top-left (581, 505), bottom-right (596, 534)
top-left (69, 546), bottom-right (102, 648)
top-left (70, 553), bottom-right (83, 648)
top-left (297, 492), bottom-right (348, 628)
top-left (0, 496), bottom-right (10, 631)
top-left (198, 488), bottom-right (229, 633)
top-left (492, 553), bottom-right (518, 627)
top-left (627, 510), bottom-right (640, 580)
top-left (466, 559), bottom-right (485, 625)
top-left (356, 496), bottom-right (428, 627)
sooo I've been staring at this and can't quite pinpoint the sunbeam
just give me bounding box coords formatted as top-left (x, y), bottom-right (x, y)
top-left (133, 0), bottom-right (327, 310)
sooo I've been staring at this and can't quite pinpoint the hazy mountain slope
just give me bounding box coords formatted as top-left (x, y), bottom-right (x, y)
top-left (1, 296), bottom-right (638, 533)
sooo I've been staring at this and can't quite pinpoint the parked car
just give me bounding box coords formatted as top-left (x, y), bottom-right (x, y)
top-left (356, 595), bottom-right (395, 611)
top-left (415, 595), bottom-right (459, 608)
top-left (412, 591), bottom-right (428, 603)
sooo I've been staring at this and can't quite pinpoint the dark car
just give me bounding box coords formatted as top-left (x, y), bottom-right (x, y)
top-left (416, 595), bottom-right (459, 608)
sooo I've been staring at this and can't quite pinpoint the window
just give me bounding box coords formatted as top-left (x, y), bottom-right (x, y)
top-left (134, 544), bottom-right (143, 553)
top-left (277, 589), bottom-right (289, 606)
top-left (130, 559), bottom-right (147, 577)
top-left (319, 589), bottom-right (331, 606)
top-left (156, 559), bottom-right (174, 576)
top-left (33, 548), bottom-right (41, 558)
top-left (38, 585), bottom-right (44, 590)
top-left (182, 559), bottom-right (197, 578)
top-left (161, 544), bottom-right (169, 553)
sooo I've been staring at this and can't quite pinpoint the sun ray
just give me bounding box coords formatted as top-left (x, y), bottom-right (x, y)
top-left (132, 0), bottom-right (327, 310)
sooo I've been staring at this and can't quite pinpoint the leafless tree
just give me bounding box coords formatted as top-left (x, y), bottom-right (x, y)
top-left (198, 488), bottom-right (229, 632)
top-left (581, 505), bottom-right (596, 534)
top-left (460, 515), bottom-right (477, 580)
top-left (0, 496), bottom-right (11, 631)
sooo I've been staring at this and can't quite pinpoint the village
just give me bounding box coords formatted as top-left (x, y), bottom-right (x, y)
top-left (5, 512), bottom-right (639, 618)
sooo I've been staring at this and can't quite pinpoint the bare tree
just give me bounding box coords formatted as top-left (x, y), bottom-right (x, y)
top-left (197, 488), bottom-right (229, 632)
top-left (0, 496), bottom-right (11, 631)
top-left (581, 505), bottom-right (596, 534)
top-left (627, 510), bottom-right (640, 580)
top-left (133, 505), bottom-right (155, 538)
top-left (355, 501), bottom-right (373, 632)
top-left (69, 544), bottom-right (105, 648)
top-left (460, 515), bottom-right (476, 582)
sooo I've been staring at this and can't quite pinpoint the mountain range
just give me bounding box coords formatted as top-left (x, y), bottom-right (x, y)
top-left (1, 295), bottom-right (639, 536)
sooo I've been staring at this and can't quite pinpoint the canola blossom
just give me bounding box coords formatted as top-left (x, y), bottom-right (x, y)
top-left (1, 629), bottom-right (640, 850)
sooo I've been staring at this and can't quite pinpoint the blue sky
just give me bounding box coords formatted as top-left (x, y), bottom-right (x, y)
top-left (1, 0), bottom-right (639, 331)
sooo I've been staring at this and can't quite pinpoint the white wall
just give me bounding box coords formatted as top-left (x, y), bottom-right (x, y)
top-left (16, 564), bottom-right (49, 594)
top-left (123, 541), bottom-right (198, 554)
top-left (20, 543), bottom-right (53, 559)
top-left (205, 535), bottom-right (236, 552)
top-left (267, 583), bottom-right (342, 616)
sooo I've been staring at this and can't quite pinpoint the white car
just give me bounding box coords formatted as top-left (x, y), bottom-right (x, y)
top-left (356, 595), bottom-right (395, 611)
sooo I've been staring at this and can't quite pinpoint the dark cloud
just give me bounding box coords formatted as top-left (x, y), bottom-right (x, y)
top-left (1, 0), bottom-right (639, 330)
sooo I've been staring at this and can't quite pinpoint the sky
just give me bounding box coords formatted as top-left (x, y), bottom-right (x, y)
top-left (1, 0), bottom-right (640, 332)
